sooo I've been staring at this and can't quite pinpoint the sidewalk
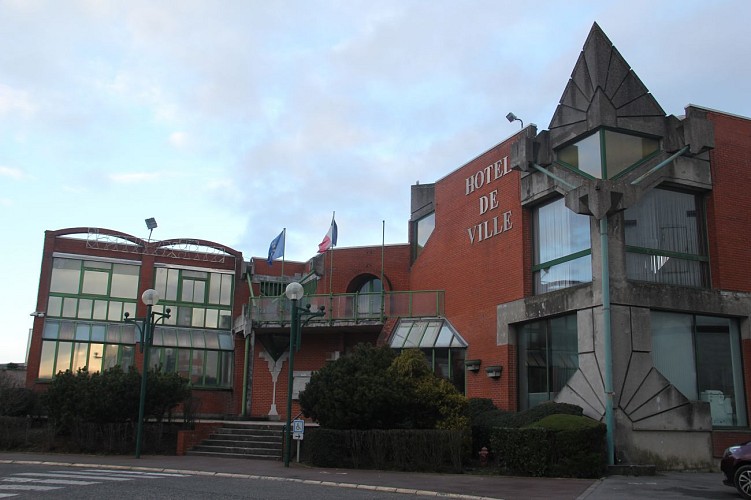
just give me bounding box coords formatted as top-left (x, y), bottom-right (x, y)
top-left (0, 452), bottom-right (728, 499)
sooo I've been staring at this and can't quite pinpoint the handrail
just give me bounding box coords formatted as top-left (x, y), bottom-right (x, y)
top-left (249, 289), bottom-right (445, 326)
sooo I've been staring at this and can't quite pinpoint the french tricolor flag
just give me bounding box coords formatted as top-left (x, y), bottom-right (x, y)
top-left (317, 213), bottom-right (338, 253)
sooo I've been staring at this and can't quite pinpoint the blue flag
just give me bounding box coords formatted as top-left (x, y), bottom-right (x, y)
top-left (267, 230), bottom-right (285, 265)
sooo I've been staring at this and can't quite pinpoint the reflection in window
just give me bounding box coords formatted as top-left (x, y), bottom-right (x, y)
top-left (557, 129), bottom-right (659, 179)
top-left (414, 212), bottom-right (435, 258)
top-left (357, 278), bottom-right (382, 318)
top-left (533, 197), bottom-right (592, 293)
top-left (651, 311), bottom-right (746, 426)
top-left (624, 188), bottom-right (707, 287)
top-left (518, 314), bottom-right (579, 410)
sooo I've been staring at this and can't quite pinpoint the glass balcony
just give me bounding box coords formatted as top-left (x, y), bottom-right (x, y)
top-left (249, 290), bottom-right (445, 326)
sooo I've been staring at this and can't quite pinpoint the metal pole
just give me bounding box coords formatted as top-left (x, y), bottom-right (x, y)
top-left (600, 217), bottom-right (615, 465)
top-left (284, 299), bottom-right (298, 467)
top-left (135, 305), bottom-right (152, 459)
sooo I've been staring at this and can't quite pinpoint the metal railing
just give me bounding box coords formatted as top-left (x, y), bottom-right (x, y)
top-left (250, 290), bottom-right (445, 326)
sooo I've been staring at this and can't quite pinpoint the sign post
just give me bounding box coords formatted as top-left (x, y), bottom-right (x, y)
top-left (292, 419), bottom-right (304, 463)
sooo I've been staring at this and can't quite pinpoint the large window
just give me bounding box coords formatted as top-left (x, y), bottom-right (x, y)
top-left (651, 311), bottom-right (746, 427)
top-left (149, 327), bottom-right (234, 388)
top-left (518, 314), bottom-right (579, 410)
top-left (533, 197), bottom-right (592, 293)
top-left (557, 129), bottom-right (659, 179)
top-left (38, 320), bottom-right (136, 379)
top-left (390, 318), bottom-right (467, 393)
top-left (153, 267), bottom-right (233, 329)
top-left (47, 257), bottom-right (140, 322)
top-left (624, 188), bottom-right (708, 287)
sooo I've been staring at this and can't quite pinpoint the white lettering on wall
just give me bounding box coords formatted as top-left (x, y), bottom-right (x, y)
top-left (464, 155), bottom-right (514, 245)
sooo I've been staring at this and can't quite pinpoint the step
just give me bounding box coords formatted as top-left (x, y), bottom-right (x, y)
top-left (187, 450), bottom-right (281, 460)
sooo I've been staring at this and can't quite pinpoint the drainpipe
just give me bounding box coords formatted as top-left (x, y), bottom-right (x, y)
top-left (600, 216), bottom-right (615, 466)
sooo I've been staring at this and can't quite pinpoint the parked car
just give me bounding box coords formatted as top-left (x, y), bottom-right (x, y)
top-left (722, 442), bottom-right (751, 499)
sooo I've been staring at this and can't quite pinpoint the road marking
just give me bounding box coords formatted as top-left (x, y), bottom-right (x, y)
top-left (3, 476), bottom-right (98, 485)
top-left (16, 472), bottom-right (132, 481)
top-left (0, 484), bottom-right (61, 491)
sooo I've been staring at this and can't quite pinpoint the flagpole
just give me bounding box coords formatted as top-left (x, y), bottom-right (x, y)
top-left (329, 212), bottom-right (335, 294)
top-left (380, 220), bottom-right (385, 321)
top-left (281, 227), bottom-right (286, 285)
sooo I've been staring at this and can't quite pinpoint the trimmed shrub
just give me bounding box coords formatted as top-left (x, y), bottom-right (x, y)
top-left (491, 427), bottom-right (551, 476)
top-left (527, 414), bottom-right (607, 478)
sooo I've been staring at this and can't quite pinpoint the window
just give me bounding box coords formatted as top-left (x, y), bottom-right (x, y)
top-left (47, 258), bottom-right (140, 322)
top-left (148, 326), bottom-right (234, 388)
top-left (357, 278), bottom-right (382, 318)
top-left (153, 267), bottom-right (233, 329)
top-left (624, 187), bottom-right (708, 287)
top-left (38, 320), bottom-right (136, 379)
top-left (651, 311), bottom-right (746, 427)
top-left (557, 129), bottom-right (659, 179)
top-left (518, 314), bottom-right (578, 410)
top-left (414, 212), bottom-right (435, 258)
top-left (533, 197), bottom-right (592, 293)
top-left (390, 318), bottom-right (467, 393)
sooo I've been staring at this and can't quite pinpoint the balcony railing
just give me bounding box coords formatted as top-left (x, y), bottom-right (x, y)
top-left (250, 290), bottom-right (445, 326)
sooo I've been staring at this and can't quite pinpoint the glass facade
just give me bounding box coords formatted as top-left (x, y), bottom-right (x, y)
top-left (47, 258), bottom-right (140, 322)
top-left (38, 320), bottom-right (136, 378)
top-left (651, 311), bottom-right (746, 427)
top-left (390, 318), bottom-right (467, 393)
top-left (149, 327), bottom-right (234, 388)
top-left (533, 197), bottom-right (592, 293)
top-left (518, 314), bottom-right (579, 410)
top-left (624, 187), bottom-right (708, 287)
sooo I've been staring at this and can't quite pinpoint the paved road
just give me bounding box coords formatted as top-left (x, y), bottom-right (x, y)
top-left (0, 452), bottom-right (734, 499)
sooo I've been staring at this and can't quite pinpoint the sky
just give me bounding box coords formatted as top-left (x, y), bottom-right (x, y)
top-left (1, 0), bottom-right (750, 364)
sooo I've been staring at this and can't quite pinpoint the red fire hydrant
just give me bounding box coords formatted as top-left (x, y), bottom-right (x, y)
top-left (479, 446), bottom-right (489, 466)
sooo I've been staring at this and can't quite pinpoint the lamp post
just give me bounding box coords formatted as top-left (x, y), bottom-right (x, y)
top-left (124, 288), bottom-right (171, 459)
top-left (283, 282), bottom-right (325, 467)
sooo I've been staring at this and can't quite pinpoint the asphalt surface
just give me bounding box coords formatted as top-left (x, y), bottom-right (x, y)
top-left (0, 452), bottom-right (733, 499)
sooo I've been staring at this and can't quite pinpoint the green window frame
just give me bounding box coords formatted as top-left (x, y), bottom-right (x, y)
top-left (624, 187), bottom-right (708, 287)
top-left (651, 311), bottom-right (746, 427)
top-left (518, 314), bottom-right (579, 410)
top-left (532, 197), bottom-right (592, 294)
top-left (153, 267), bottom-right (234, 329)
top-left (148, 326), bottom-right (234, 388)
top-left (390, 318), bottom-right (467, 393)
top-left (556, 128), bottom-right (660, 180)
top-left (47, 257), bottom-right (140, 322)
top-left (37, 320), bottom-right (136, 379)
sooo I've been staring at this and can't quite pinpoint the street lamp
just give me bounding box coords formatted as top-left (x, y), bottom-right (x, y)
top-left (283, 282), bottom-right (325, 467)
top-left (124, 288), bottom-right (171, 459)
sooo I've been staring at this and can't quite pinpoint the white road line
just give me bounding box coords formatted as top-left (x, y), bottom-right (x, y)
top-left (79, 469), bottom-right (188, 478)
top-left (0, 484), bottom-right (61, 491)
top-left (16, 472), bottom-right (132, 481)
top-left (0, 494), bottom-right (18, 498)
top-left (2, 477), bottom-right (98, 485)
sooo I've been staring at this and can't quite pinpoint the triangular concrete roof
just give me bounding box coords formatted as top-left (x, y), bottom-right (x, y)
top-left (548, 23), bottom-right (666, 148)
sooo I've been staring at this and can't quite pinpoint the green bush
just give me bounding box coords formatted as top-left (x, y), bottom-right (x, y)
top-left (491, 427), bottom-right (551, 476)
top-left (302, 427), bottom-right (464, 472)
top-left (471, 402), bottom-right (582, 455)
top-left (527, 414), bottom-right (607, 478)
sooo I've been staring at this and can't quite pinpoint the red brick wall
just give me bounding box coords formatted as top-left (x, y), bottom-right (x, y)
top-left (705, 112), bottom-right (751, 293)
top-left (409, 137), bottom-right (527, 410)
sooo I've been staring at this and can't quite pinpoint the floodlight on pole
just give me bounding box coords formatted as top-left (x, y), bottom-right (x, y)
top-left (506, 112), bottom-right (524, 129)
top-left (145, 218), bottom-right (158, 242)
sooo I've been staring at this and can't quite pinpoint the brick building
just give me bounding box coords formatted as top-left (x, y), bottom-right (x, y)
top-left (26, 24), bottom-right (751, 466)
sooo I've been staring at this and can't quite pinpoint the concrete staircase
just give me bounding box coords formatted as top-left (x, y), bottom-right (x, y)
top-left (187, 422), bottom-right (284, 460)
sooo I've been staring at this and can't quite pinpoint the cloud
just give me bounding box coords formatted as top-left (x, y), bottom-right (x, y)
top-left (108, 172), bottom-right (161, 183)
top-left (169, 131), bottom-right (189, 149)
top-left (0, 166), bottom-right (25, 180)
top-left (0, 84), bottom-right (36, 117)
